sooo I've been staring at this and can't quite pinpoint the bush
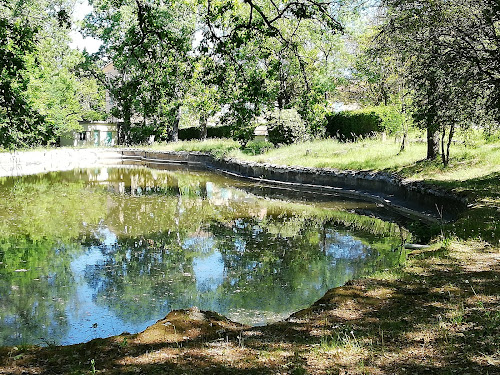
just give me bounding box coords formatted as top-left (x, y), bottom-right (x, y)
top-left (129, 124), bottom-right (157, 144)
top-left (231, 124), bottom-right (256, 147)
top-left (267, 109), bottom-right (309, 146)
top-left (369, 105), bottom-right (410, 135)
top-left (243, 140), bottom-right (274, 155)
top-left (178, 126), bottom-right (201, 140)
top-left (325, 110), bottom-right (382, 140)
top-left (178, 125), bottom-right (233, 141)
top-left (325, 106), bottom-right (412, 141)
top-left (208, 125), bottom-right (232, 138)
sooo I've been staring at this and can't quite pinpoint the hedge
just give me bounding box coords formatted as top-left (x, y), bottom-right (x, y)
top-left (325, 110), bottom-right (383, 140)
top-left (178, 125), bottom-right (233, 140)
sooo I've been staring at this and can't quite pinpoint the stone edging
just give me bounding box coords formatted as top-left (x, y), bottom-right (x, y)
top-left (0, 148), bottom-right (468, 223)
top-left (119, 149), bottom-right (467, 223)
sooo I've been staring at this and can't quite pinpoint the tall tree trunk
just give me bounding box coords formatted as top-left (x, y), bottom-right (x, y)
top-left (199, 113), bottom-right (207, 141)
top-left (441, 123), bottom-right (455, 166)
top-left (426, 124), bottom-right (440, 160)
top-left (170, 104), bottom-right (180, 142)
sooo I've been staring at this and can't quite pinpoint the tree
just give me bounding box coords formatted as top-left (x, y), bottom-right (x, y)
top-left (0, 16), bottom-right (48, 149)
top-left (199, 0), bottom-right (351, 137)
top-left (184, 57), bottom-right (222, 140)
top-left (379, 0), bottom-right (500, 164)
top-left (84, 0), bottom-right (197, 144)
top-left (1, 0), bottom-right (105, 149)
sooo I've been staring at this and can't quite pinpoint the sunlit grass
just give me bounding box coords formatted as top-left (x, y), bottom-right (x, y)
top-left (147, 138), bottom-right (240, 158)
top-left (232, 137), bottom-right (427, 172)
top-left (148, 130), bottom-right (500, 185)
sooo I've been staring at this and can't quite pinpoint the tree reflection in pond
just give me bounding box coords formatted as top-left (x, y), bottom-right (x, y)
top-left (0, 167), bottom-right (408, 346)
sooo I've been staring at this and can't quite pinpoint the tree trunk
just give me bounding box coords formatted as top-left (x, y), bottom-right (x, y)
top-left (426, 125), bottom-right (440, 160)
top-left (119, 105), bottom-right (132, 145)
top-left (399, 129), bottom-right (407, 153)
top-left (170, 104), bottom-right (180, 142)
top-left (199, 113), bottom-right (207, 140)
top-left (441, 123), bottom-right (455, 166)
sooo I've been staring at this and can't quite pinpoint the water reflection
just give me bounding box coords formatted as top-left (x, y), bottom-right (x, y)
top-left (0, 167), bottom-right (407, 346)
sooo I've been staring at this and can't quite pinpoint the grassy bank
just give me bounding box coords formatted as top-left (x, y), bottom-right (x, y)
top-left (153, 132), bottom-right (500, 243)
top-left (152, 132), bottom-right (500, 184)
top-left (1, 134), bottom-right (499, 374)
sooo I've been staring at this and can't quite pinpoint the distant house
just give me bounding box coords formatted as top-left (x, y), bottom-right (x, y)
top-left (60, 121), bottom-right (118, 147)
top-left (253, 125), bottom-right (268, 141)
top-left (60, 63), bottom-right (120, 147)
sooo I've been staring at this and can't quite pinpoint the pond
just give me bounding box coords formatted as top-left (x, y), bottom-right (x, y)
top-left (0, 166), bottom-right (409, 346)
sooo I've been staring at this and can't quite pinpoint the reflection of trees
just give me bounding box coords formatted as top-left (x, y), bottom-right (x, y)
top-left (87, 214), bottom-right (404, 326)
top-left (209, 216), bottom-right (403, 314)
top-left (0, 236), bottom-right (81, 346)
top-left (0, 166), bottom-right (408, 345)
top-left (0, 172), bottom-right (107, 241)
top-left (0, 172), bottom-right (109, 346)
top-left (85, 231), bottom-right (200, 324)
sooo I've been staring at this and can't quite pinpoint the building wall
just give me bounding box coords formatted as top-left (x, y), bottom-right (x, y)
top-left (60, 122), bottom-right (118, 147)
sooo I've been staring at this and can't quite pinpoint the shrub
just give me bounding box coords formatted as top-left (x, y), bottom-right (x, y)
top-left (325, 110), bottom-right (382, 140)
top-left (129, 124), bottom-right (157, 144)
top-left (178, 125), bottom-right (233, 141)
top-left (243, 140), bottom-right (274, 155)
top-left (178, 126), bottom-right (201, 140)
top-left (231, 124), bottom-right (256, 147)
top-left (325, 106), bottom-right (411, 141)
top-left (208, 125), bottom-right (232, 138)
top-left (267, 109), bottom-right (309, 146)
top-left (369, 105), bottom-right (410, 135)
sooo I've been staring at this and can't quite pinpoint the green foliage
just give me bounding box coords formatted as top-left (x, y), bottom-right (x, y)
top-left (85, 0), bottom-right (197, 143)
top-left (0, 17), bottom-right (48, 149)
top-left (243, 140), bottom-right (274, 155)
top-left (266, 109), bottom-right (309, 146)
top-left (0, 0), bottom-right (105, 149)
top-left (325, 110), bottom-right (382, 140)
top-left (129, 124), bottom-right (157, 144)
top-left (379, 0), bottom-right (500, 163)
top-left (368, 105), bottom-right (411, 135)
top-left (231, 124), bottom-right (257, 147)
top-left (26, 35), bottom-right (104, 137)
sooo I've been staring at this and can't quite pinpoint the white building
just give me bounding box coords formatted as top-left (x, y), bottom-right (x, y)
top-left (59, 121), bottom-right (118, 147)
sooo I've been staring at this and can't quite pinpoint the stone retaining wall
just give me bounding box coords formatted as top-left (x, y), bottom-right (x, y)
top-left (0, 149), bottom-right (122, 177)
top-left (118, 150), bottom-right (467, 222)
top-left (0, 148), bottom-right (467, 223)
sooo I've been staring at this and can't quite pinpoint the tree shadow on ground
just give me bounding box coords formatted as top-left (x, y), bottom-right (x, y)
top-left (253, 246), bottom-right (500, 374)
top-left (1, 244), bottom-right (498, 375)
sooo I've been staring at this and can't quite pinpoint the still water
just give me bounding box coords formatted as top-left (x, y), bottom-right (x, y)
top-left (0, 167), bottom-right (407, 346)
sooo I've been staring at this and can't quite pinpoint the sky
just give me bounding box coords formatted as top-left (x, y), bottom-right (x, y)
top-left (69, 0), bottom-right (101, 53)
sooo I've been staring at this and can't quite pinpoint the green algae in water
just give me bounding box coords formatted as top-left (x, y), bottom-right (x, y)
top-left (0, 167), bottom-right (408, 346)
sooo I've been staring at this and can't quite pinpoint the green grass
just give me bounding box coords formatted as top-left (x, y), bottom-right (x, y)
top-left (149, 129), bottom-right (500, 243)
top-left (149, 130), bottom-right (500, 185)
top-left (147, 138), bottom-right (240, 158)
top-left (233, 137), bottom-right (427, 171)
